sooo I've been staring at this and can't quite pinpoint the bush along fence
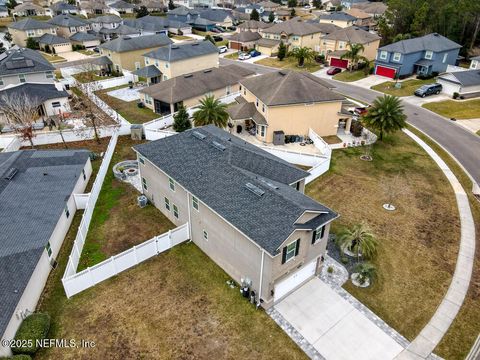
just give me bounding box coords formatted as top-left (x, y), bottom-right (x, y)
top-left (62, 224), bottom-right (190, 298)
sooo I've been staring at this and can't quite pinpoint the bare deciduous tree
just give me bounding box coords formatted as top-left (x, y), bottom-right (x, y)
top-left (381, 174), bottom-right (408, 211)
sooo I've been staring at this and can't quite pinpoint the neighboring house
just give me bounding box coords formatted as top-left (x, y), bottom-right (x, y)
top-left (50, 2), bottom-right (78, 15)
top-left (124, 15), bottom-right (192, 35)
top-left (173, 0), bottom-right (215, 8)
top-left (79, 0), bottom-right (109, 15)
top-left (437, 70), bottom-right (480, 98)
top-left (48, 14), bottom-right (91, 38)
top-left (344, 8), bottom-right (373, 28)
top-left (319, 26), bottom-right (380, 68)
top-left (322, 0), bottom-right (341, 11)
top-left (258, 0), bottom-right (280, 11)
top-left (197, 8), bottom-right (234, 27)
top-left (143, 40), bottom-right (219, 80)
top-left (167, 5), bottom-right (199, 23)
top-left (228, 30), bottom-right (261, 51)
top-left (108, 0), bottom-right (136, 14)
top-left (8, 18), bottom-right (57, 47)
top-left (319, 11), bottom-right (357, 28)
top-left (352, 1), bottom-right (387, 18)
top-left (133, 125), bottom-right (338, 309)
top-left (0, 47), bottom-right (55, 90)
top-left (37, 33), bottom-right (72, 53)
top-left (69, 31), bottom-right (101, 48)
top-left (259, 18), bottom-right (324, 55)
top-left (188, 16), bottom-right (217, 31)
top-left (88, 14), bottom-right (122, 32)
top-left (139, 64), bottom-right (254, 114)
top-left (98, 24), bottom-right (141, 41)
top-left (140, 0), bottom-right (165, 13)
top-left (99, 34), bottom-right (172, 72)
top-left (232, 8), bottom-right (250, 21)
top-left (230, 70), bottom-right (346, 142)
top-left (374, 33), bottom-right (462, 78)
top-left (274, 8), bottom-right (294, 21)
top-left (469, 55), bottom-right (480, 70)
top-left (340, 0), bottom-right (367, 10)
top-left (236, 20), bottom-right (273, 33)
top-left (0, 149), bottom-right (91, 358)
top-left (12, 2), bottom-right (46, 16)
top-left (0, 5), bottom-right (9, 17)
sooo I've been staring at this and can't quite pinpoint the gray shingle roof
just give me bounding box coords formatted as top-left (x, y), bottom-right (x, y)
top-left (50, 2), bottom-right (78, 11)
top-left (237, 20), bottom-right (273, 30)
top-left (323, 25), bottom-right (380, 44)
top-left (227, 101), bottom-right (267, 125)
top-left (132, 64), bottom-right (162, 77)
top-left (262, 17), bottom-right (323, 36)
top-left (228, 30), bottom-right (262, 43)
top-left (168, 6), bottom-right (199, 16)
top-left (8, 18), bottom-right (55, 30)
top-left (198, 8), bottom-right (232, 23)
top-left (89, 14), bottom-right (122, 23)
top-left (307, 21), bottom-right (341, 35)
top-left (0, 83), bottom-right (69, 106)
top-left (133, 125), bottom-right (337, 256)
top-left (378, 33), bottom-right (462, 54)
top-left (0, 47), bottom-right (54, 76)
top-left (109, 0), bottom-right (136, 9)
top-left (0, 149), bottom-right (90, 339)
top-left (37, 33), bottom-right (71, 45)
top-left (319, 11), bottom-right (357, 22)
top-left (143, 40), bottom-right (218, 62)
top-left (140, 64), bottom-right (254, 104)
top-left (240, 70), bottom-right (344, 106)
top-left (69, 31), bottom-right (100, 41)
top-left (256, 38), bottom-right (280, 47)
top-left (124, 15), bottom-right (190, 31)
top-left (439, 70), bottom-right (480, 87)
top-left (99, 24), bottom-right (140, 35)
top-left (100, 33), bottom-right (172, 53)
top-left (48, 14), bottom-right (89, 27)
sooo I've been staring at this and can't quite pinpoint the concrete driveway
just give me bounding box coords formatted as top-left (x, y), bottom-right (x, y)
top-left (275, 278), bottom-right (405, 360)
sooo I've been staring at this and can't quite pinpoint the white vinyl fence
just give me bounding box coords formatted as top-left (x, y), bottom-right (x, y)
top-left (0, 135), bottom-right (21, 152)
top-left (62, 224), bottom-right (190, 298)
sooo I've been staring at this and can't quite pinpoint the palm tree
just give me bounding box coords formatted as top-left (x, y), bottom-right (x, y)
top-left (340, 42), bottom-right (368, 71)
top-left (336, 223), bottom-right (378, 262)
top-left (361, 95), bottom-right (407, 141)
top-left (353, 262), bottom-right (377, 285)
top-left (192, 95), bottom-right (229, 128)
top-left (289, 46), bottom-right (315, 67)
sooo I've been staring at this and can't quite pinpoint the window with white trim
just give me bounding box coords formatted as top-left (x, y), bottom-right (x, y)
top-left (173, 204), bottom-right (179, 219)
top-left (425, 50), bottom-right (433, 60)
top-left (139, 157), bottom-right (145, 164)
top-left (19, 74), bottom-right (26, 83)
top-left (142, 177), bottom-right (148, 191)
top-left (392, 52), bottom-right (401, 62)
top-left (45, 242), bottom-right (52, 257)
top-left (52, 102), bottom-right (61, 108)
top-left (64, 205), bottom-right (70, 218)
top-left (312, 225), bottom-right (326, 244)
top-left (442, 53), bottom-right (448, 63)
top-left (192, 196), bottom-right (199, 211)
top-left (203, 229), bottom-right (208, 240)
top-left (27, 30), bottom-right (35, 37)
top-left (46, 71), bottom-right (54, 79)
top-left (379, 51), bottom-right (388, 60)
top-left (164, 197), bottom-right (170, 211)
top-left (282, 239), bottom-right (300, 264)
top-left (169, 178), bottom-right (175, 191)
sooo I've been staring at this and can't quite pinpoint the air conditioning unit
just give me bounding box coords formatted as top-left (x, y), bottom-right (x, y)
top-left (138, 195), bottom-right (148, 208)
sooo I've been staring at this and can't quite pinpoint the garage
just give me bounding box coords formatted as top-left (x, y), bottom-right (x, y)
top-left (274, 259), bottom-right (317, 302)
top-left (437, 70), bottom-right (480, 97)
top-left (330, 57), bottom-right (348, 69)
top-left (229, 41), bottom-right (242, 50)
top-left (437, 79), bottom-right (460, 96)
top-left (375, 65), bottom-right (396, 78)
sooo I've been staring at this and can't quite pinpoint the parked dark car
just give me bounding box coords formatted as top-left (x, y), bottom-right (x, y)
top-left (414, 83), bottom-right (442, 97)
top-left (93, 47), bottom-right (100, 53)
top-left (213, 35), bottom-right (223, 42)
top-left (211, 28), bottom-right (221, 33)
top-left (327, 67), bottom-right (342, 75)
top-left (250, 50), bottom-right (261, 57)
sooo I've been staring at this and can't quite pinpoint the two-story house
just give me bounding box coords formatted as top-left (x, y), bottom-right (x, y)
top-left (123, 15), bottom-right (192, 36)
top-left (374, 33), bottom-right (462, 78)
top-left (8, 18), bottom-right (57, 47)
top-left (47, 14), bottom-right (91, 38)
top-left (166, 6), bottom-right (200, 23)
top-left (12, 2), bottom-right (47, 17)
top-left (318, 11), bottom-right (357, 28)
top-left (142, 40), bottom-right (218, 80)
top-left (88, 14), bottom-right (123, 33)
top-left (197, 8), bottom-right (235, 28)
top-left (133, 125), bottom-right (338, 308)
top-left (319, 26), bottom-right (380, 68)
top-left (227, 70), bottom-right (346, 143)
top-left (50, 2), bottom-right (79, 15)
top-left (236, 20), bottom-right (273, 33)
top-left (99, 34), bottom-right (172, 72)
top-left (108, 0), bottom-right (136, 14)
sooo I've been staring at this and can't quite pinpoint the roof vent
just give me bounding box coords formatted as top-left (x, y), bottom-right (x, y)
top-left (278, 71), bottom-right (286, 76)
top-left (192, 131), bottom-right (206, 140)
top-left (245, 182), bottom-right (265, 197)
top-left (203, 69), bottom-right (212, 73)
top-left (124, 37), bottom-right (132, 40)
top-left (184, 73), bottom-right (193, 78)
top-left (259, 178), bottom-right (278, 190)
top-left (211, 141), bottom-right (226, 151)
top-left (192, 43), bottom-right (199, 46)
top-left (4, 168), bottom-right (18, 180)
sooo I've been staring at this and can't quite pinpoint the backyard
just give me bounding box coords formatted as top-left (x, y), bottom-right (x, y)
top-left (95, 85), bottom-right (159, 124)
top-left (73, 72), bottom-right (116, 83)
top-left (306, 131), bottom-right (460, 343)
top-left (422, 98), bottom-right (480, 119)
top-left (333, 70), bottom-right (368, 82)
top-left (371, 78), bottom-right (435, 97)
top-left (255, 56), bottom-right (322, 73)
top-left (40, 52), bottom-right (66, 64)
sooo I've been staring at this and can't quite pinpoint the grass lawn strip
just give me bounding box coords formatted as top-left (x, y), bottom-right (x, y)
top-left (306, 131), bottom-right (460, 341)
top-left (255, 56), bottom-right (321, 73)
top-left (422, 99), bottom-right (480, 119)
top-left (371, 78), bottom-right (435, 97)
top-left (333, 70), bottom-right (368, 82)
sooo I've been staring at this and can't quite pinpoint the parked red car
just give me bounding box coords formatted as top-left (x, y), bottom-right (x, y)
top-left (327, 67), bottom-right (342, 75)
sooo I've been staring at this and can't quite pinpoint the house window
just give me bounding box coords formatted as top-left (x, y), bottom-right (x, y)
top-left (52, 102), bottom-right (61, 108)
top-left (169, 178), bottom-right (175, 191)
top-left (442, 53), bottom-right (448, 63)
top-left (70, 27), bottom-right (76, 33)
top-left (173, 204), bottom-right (179, 219)
top-left (425, 50), bottom-right (433, 60)
top-left (64, 205), bottom-right (70, 218)
top-left (51, 28), bottom-right (56, 34)
top-left (27, 30), bottom-right (35, 37)
top-left (192, 196), bottom-right (199, 211)
top-left (262, 104), bottom-right (265, 112)
top-left (142, 177), bottom-right (148, 191)
top-left (338, 41), bottom-right (345, 49)
top-left (282, 239), bottom-right (300, 264)
top-left (45, 242), bottom-right (52, 257)
top-left (145, 58), bottom-right (150, 65)
top-left (135, 62), bottom-right (141, 70)
top-left (379, 51), bottom-right (387, 60)
top-left (163, 75), bottom-right (168, 80)
top-left (312, 225), bottom-right (326, 244)
top-left (18, 74), bottom-right (26, 83)
top-left (239, 85), bottom-right (242, 91)
top-left (243, 88), bottom-right (246, 95)
top-left (203, 229), bottom-right (208, 240)
top-left (260, 126), bottom-right (265, 137)
top-left (165, 63), bottom-right (169, 68)
top-left (139, 157), bottom-right (145, 164)
top-left (82, 169), bottom-right (86, 180)
top-left (164, 197), bottom-right (170, 211)
top-left (392, 52), bottom-right (401, 62)
top-left (256, 98), bottom-right (258, 106)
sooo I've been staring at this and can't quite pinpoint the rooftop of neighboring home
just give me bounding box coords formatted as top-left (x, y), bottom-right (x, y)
top-left (189, 17), bottom-right (217, 26)
top-left (228, 30), bottom-right (262, 42)
top-left (197, 8), bottom-right (233, 22)
top-left (132, 64), bottom-right (162, 78)
top-left (13, 2), bottom-right (44, 12)
top-left (69, 31), bottom-right (100, 41)
top-left (237, 20), bottom-right (273, 30)
top-left (80, 0), bottom-right (109, 10)
top-left (0, 5), bottom-right (7, 12)
top-left (109, 0), bottom-right (136, 9)
top-left (0, 47), bottom-right (54, 76)
top-left (124, 15), bottom-right (189, 31)
top-left (140, 64), bottom-right (254, 104)
top-left (352, 1), bottom-right (387, 15)
top-left (240, 70), bottom-right (343, 106)
top-left (48, 14), bottom-right (90, 28)
top-left (168, 5), bottom-right (199, 16)
top-left (143, 40), bottom-right (218, 62)
top-left (438, 69), bottom-right (480, 86)
top-left (141, 0), bottom-right (164, 8)
top-left (8, 18), bottom-right (55, 31)
top-left (89, 14), bottom-right (123, 24)
top-left (345, 7), bottom-right (371, 20)
top-left (133, 125), bottom-right (337, 256)
top-left (262, 17), bottom-right (324, 36)
top-left (227, 98), bottom-right (267, 125)
top-left (319, 11), bottom-right (357, 22)
top-left (323, 25), bottom-right (380, 43)
top-left (37, 33), bottom-right (71, 45)
top-left (50, 2), bottom-right (78, 11)
top-left (306, 21), bottom-right (341, 34)
top-left (258, 0), bottom-right (279, 7)
top-left (98, 24), bottom-right (140, 35)
top-left (99, 34), bottom-right (172, 53)
top-left (0, 83), bottom-right (69, 105)
top-left (378, 33), bottom-right (462, 54)
top-left (256, 38), bottom-right (280, 47)
top-left (0, 149), bottom-right (90, 339)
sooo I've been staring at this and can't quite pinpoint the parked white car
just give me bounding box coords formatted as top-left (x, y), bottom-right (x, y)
top-left (218, 45), bottom-right (228, 53)
top-left (239, 52), bottom-right (251, 60)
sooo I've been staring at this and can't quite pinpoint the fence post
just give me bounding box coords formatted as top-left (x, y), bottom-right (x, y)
top-left (88, 267), bottom-right (95, 286)
top-left (155, 235), bottom-right (159, 254)
top-left (62, 278), bottom-right (70, 299)
top-left (168, 230), bottom-right (172, 248)
top-left (111, 256), bottom-right (117, 275)
top-left (133, 245), bottom-right (138, 264)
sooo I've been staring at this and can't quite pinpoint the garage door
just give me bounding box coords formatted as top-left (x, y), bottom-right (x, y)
top-left (330, 57), bottom-right (348, 69)
top-left (229, 41), bottom-right (241, 50)
top-left (437, 79), bottom-right (460, 96)
top-left (375, 65), bottom-right (396, 78)
top-left (274, 260), bottom-right (317, 302)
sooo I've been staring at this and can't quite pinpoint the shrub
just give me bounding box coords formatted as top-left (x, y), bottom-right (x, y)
top-left (11, 355), bottom-right (32, 360)
top-left (12, 313), bottom-right (50, 355)
top-left (327, 266), bottom-right (334, 274)
top-left (453, 92), bottom-right (459, 99)
top-left (350, 120), bottom-right (363, 137)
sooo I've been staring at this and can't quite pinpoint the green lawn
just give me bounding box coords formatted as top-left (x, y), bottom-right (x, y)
top-left (371, 78), bottom-right (435, 97)
top-left (422, 99), bottom-right (480, 119)
top-left (77, 49), bottom-right (97, 56)
top-left (73, 72), bottom-right (117, 83)
top-left (95, 85), bottom-right (159, 124)
top-left (333, 70), bottom-right (368, 82)
top-left (476, 130), bottom-right (480, 136)
top-left (255, 56), bottom-right (322, 73)
top-left (171, 34), bottom-right (194, 41)
top-left (225, 52), bottom-right (239, 60)
top-left (306, 131), bottom-right (460, 342)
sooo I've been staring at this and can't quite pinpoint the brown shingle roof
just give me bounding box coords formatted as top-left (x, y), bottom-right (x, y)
top-left (228, 31), bottom-right (262, 43)
top-left (262, 18), bottom-right (322, 36)
top-left (237, 20), bottom-right (273, 30)
top-left (323, 26), bottom-right (380, 44)
top-left (240, 70), bottom-right (344, 106)
top-left (345, 8), bottom-right (371, 20)
top-left (227, 102), bottom-right (267, 125)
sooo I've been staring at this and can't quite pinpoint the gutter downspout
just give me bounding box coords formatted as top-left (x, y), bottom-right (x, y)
top-left (257, 249), bottom-right (265, 308)
top-left (186, 192), bottom-right (192, 241)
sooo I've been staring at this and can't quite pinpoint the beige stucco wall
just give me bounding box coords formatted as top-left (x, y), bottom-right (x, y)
top-left (319, 18), bottom-right (355, 28)
top-left (101, 46), bottom-right (171, 72)
top-left (256, 44), bottom-right (278, 56)
top-left (50, 42), bottom-right (72, 54)
top-left (71, 39), bottom-right (101, 48)
top-left (320, 38), bottom-right (379, 61)
top-left (0, 159), bottom-right (92, 358)
top-left (10, 27), bottom-right (57, 47)
top-left (144, 52), bottom-right (219, 80)
top-left (55, 24), bottom-right (90, 38)
top-left (262, 31), bottom-right (322, 51)
top-left (0, 72), bottom-right (55, 90)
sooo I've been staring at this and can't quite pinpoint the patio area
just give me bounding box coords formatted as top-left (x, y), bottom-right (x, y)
top-left (107, 86), bottom-right (145, 102)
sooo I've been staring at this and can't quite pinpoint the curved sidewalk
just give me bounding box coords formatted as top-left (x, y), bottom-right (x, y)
top-left (395, 129), bottom-right (476, 359)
